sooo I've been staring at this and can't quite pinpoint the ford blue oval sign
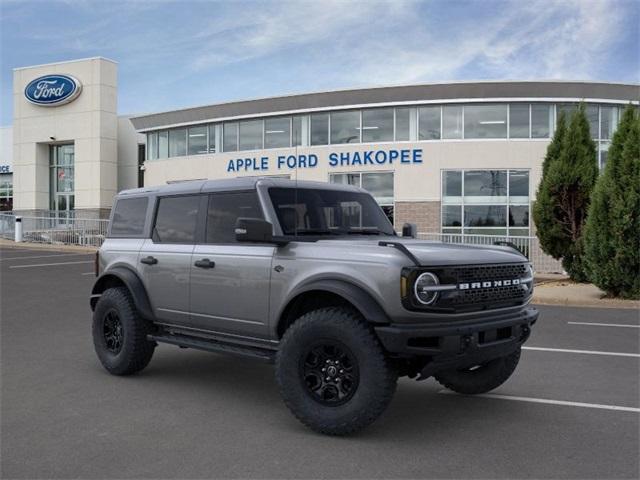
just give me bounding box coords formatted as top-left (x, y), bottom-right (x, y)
top-left (24, 74), bottom-right (82, 106)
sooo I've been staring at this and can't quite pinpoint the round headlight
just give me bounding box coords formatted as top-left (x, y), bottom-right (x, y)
top-left (414, 272), bottom-right (440, 305)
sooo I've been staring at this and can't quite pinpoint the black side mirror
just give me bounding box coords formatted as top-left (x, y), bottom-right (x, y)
top-left (235, 218), bottom-right (289, 245)
top-left (402, 223), bottom-right (417, 238)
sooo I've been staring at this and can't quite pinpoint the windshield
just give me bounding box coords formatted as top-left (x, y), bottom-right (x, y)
top-left (268, 187), bottom-right (396, 237)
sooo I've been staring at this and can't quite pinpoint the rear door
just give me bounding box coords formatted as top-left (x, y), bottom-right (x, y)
top-left (189, 191), bottom-right (274, 338)
top-left (138, 194), bottom-right (203, 325)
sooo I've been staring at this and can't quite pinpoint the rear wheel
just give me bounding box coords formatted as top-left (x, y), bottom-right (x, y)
top-left (434, 348), bottom-right (521, 394)
top-left (276, 307), bottom-right (397, 435)
top-left (92, 287), bottom-right (155, 376)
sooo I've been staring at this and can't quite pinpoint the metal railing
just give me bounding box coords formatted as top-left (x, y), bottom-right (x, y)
top-left (416, 232), bottom-right (564, 274)
top-left (0, 213), bottom-right (109, 247)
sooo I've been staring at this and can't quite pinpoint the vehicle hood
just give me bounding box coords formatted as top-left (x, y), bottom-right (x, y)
top-left (315, 237), bottom-right (527, 266)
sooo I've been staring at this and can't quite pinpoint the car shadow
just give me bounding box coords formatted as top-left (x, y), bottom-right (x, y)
top-left (105, 345), bottom-right (526, 441)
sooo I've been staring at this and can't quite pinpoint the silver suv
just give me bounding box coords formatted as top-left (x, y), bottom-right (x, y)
top-left (91, 177), bottom-right (538, 435)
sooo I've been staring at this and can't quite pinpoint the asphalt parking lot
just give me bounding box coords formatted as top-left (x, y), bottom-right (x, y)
top-left (1, 245), bottom-right (638, 479)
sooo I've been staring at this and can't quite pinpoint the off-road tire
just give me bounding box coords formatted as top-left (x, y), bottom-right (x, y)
top-left (276, 307), bottom-right (397, 435)
top-left (92, 287), bottom-right (155, 376)
top-left (434, 348), bottom-right (521, 394)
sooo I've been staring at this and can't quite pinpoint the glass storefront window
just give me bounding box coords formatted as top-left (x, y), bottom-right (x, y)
top-left (464, 104), bottom-right (507, 139)
top-left (509, 104), bottom-right (529, 138)
top-left (362, 108), bottom-right (393, 143)
top-left (586, 104), bottom-right (599, 139)
top-left (265, 117), bottom-right (291, 149)
top-left (239, 120), bottom-right (263, 150)
top-left (395, 107), bottom-right (411, 141)
top-left (442, 171), bottom-right (462, 201)
top-left (599, 142), bottom-right (610, 170)
top-left (158, 131), bottom-right (168, 159)
top-left (0, 173), bottom-right (13, 211)
top-left (442, 205), bottom-right (462, 227)
top-left (329, 172), bottom-right (394, 224)
top-left (147, 132), bottom-right (158, 160)
top-left (531, 104), bottom-right (552, 138)
top-left (208, 124), bottom-right (217, 153)
top-left (464, 205), bottom-right (507, 227)
top-left (50, 144), bottom-right (75, 216)
top-left (361, 172), bottom-right (394, 205)
top-left (509, 170), bottom-right (529, 202)
top-left (187, 126), bottom-right (207, 155)
top-left (310, 113), bottom-right (329, 145)
top-left (442, 169), bottom-right (530, 236)
top-left (330, 173), bottom-right (360, 187)
top-left (463, 170), bottom-right (507, 202)
top-left (169, 128), bottom-right (187, 157)
top-left (223, 122), bottom-right (238, 152)
top-left (600, 106), bottom-right (619, 140)
top-left (442, 105), bottom-right (463, 139)
top-left (419, 106), bottom-right (441, 140)
top-left (330, 110), bottom-right (360, 144)
top-left (292, 116), bottom-right (303, 146)
top-left (509, 205), bottom-right (529, 227)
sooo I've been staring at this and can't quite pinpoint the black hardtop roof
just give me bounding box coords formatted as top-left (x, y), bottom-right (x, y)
top-left (116, 177), bottom-right (363, 198)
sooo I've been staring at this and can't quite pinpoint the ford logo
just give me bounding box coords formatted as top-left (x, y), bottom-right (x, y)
top-left (24, 74), bottom-right (82, 106)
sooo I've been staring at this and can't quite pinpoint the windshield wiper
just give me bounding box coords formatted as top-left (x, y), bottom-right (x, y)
top-left (347, 227), bottom-right (382, 235)
top-left (291, 229), bottom-right (340, 236)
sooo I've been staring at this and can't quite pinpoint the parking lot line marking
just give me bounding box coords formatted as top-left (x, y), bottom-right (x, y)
top-left (438, 390), bottom-right (640, 413)
top-left (568, 321), bottom-right (640, 329)
top-left (9, 260), bottom-right (94, 269)
top-left (1, 253), bottom-right (92, 261)
top-left (523, 346), bottom-right (640, 358)
top-left (81, 272), bottom-right (95, 275)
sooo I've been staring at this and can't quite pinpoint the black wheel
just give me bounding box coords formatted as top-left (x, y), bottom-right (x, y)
top-left (276, 307), bottom-right (397, 435)
top-left (434, 348), bottom-right (521, 394)
top-left (92, 287), bottom-right (155, 376)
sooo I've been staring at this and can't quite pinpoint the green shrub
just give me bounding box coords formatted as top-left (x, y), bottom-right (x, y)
top-left (584, 106), bottom-right (640, 299)
top-left (533, 105), bottom-right (598, 281)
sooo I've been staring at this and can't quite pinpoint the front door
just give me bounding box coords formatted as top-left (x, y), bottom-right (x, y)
top-left (189, 191), bottom-right (274, 339)
top-left (138, 194), bottom-right (201, 325)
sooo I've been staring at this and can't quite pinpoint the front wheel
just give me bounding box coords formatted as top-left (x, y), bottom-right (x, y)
top-left (434, 348), bottom-right (521, 394)
top-left (276, 307), bottom-right (397, 435)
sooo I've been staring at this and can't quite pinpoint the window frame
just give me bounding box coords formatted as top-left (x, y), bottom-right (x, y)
top-left (108, 196), bottom-right (150, 239)
top-left (151, 193), bottom-right (205, 244)
top-left (440, 169), bottom-right (531, 237)
top-left (203, 190), bottom-right (266, 245)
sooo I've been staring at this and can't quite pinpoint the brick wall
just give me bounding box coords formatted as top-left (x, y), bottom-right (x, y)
top-left (395, 201), bottom-right (441, 233)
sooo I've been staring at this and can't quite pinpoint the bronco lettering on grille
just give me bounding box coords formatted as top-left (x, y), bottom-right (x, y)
top-left (458, 278), bottom-right (521, 290)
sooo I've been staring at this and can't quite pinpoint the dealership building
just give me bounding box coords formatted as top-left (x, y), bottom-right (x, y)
top-left (5, 57), bottom-right (638, 238)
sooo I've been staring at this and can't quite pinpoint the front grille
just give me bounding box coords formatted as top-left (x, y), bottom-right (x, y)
top-left (430, 263), bottom-right (531, 312)
top-left (455, 264), bottom-right (529, 283)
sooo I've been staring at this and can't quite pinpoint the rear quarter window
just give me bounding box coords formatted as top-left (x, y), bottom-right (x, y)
top-left (110, 197), bottom-right (149, 237)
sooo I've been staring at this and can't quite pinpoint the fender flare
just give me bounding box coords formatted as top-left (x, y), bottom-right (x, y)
top-left (90, 266), bottom-right (154, 320)
top-left (280, 279), bottom-right (391, 326)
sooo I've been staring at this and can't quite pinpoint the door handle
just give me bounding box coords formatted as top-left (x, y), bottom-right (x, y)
top-left (140, 256), bottom-right (158, 265)
top-left (194, 258), bottom-right (215, 269)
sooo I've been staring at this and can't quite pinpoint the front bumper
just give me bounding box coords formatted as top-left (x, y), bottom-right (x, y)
top-left (375, 307), bottom-right (538, 378)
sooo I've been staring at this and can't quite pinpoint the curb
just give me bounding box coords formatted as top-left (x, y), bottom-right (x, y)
top-left (532, 298), bottom-right (640, 310)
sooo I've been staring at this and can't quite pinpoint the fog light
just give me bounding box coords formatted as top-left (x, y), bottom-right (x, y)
top-left (414, 272), bottom-right (440, 305)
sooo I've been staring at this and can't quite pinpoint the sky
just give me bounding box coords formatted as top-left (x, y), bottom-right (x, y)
top-left (0, 0), bottom-right (638, 126)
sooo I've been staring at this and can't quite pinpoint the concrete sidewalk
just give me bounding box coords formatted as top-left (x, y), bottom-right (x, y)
top-left (0, 238), bottom-right (97, 253)
top-left (533, 279), bottom-right (640, 310)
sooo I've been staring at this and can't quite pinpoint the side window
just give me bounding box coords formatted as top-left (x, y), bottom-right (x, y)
top-left (110, 197), bottom-right (148, 237)
top-left (206, 192), bottom-right (263, 244)
top-left (153, 195), bottom-right (200, 243)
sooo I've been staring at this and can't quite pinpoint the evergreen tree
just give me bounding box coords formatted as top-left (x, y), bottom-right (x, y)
top-left (532, 112), bottom-right (567, 259)
top-left (584, 106), bottom-right (640, 298)
top-left (533, 104), bottom-right (598, 281)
